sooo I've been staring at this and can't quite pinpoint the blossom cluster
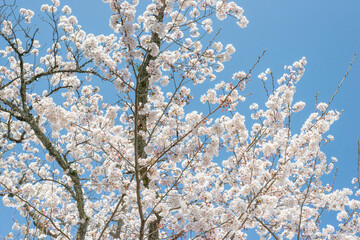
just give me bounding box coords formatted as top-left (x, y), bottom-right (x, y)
top-left (0, 0), bottom-right (358, 239)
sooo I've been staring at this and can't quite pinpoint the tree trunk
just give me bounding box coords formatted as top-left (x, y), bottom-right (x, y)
top-left (135, 2), bottom-right (166, 239)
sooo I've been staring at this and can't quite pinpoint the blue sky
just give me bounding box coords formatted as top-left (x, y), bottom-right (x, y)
top-left (1, 0), bottom-right (360, 236)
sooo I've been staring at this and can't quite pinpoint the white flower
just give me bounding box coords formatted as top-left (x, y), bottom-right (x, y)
top-left (12, 222), bottom-right (20, 231)
top-left (249, 103), bottom-right (259, 110)
top-left (52, 0), bottom-right (60, 7)
top-left (201, 19), bottom-right (213, 33)
top-left (317, 102), bottom-right (328, 112)
top-left (2, 20), bottom-right (12, 35)
top-left (258, 72), bottom-right (267, 81)
top-left (40, 4), bottom-right (49, 12)
top-left (237, 16), bottom-right (249, 28)
top-left (68, 16), bottom-right (78, 25)
top-left (292, 101), bottom-right (306, 112)
top-left (225, 44), bottom-right (236, 54)
top-left (213, 42), bottom-right (223, 52)
top-left (232, 71), bottom-right (246, 80)
top-left (62, 5), bottom-right (72, 15)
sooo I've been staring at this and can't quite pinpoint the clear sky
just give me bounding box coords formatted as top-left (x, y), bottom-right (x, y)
top-left (1, 0), bottom-right (360, 237)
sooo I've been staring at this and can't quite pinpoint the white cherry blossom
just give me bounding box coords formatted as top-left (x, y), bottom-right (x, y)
top-left (0, 1), bottom-right (358, 239)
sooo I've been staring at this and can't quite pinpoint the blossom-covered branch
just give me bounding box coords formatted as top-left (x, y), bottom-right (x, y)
top-left (0, 0), bottom-right (358, 239)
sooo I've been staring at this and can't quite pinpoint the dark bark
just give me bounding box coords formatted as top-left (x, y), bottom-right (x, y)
top-left (135, 2), bottom-right (166, 239)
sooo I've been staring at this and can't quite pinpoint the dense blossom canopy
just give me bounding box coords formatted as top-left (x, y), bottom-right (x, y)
top-left (0, 0), bottom-right (359, 239)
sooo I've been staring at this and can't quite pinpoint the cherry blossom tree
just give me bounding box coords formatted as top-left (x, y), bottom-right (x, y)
top-left (0, 0), bottom-right (359, 239)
